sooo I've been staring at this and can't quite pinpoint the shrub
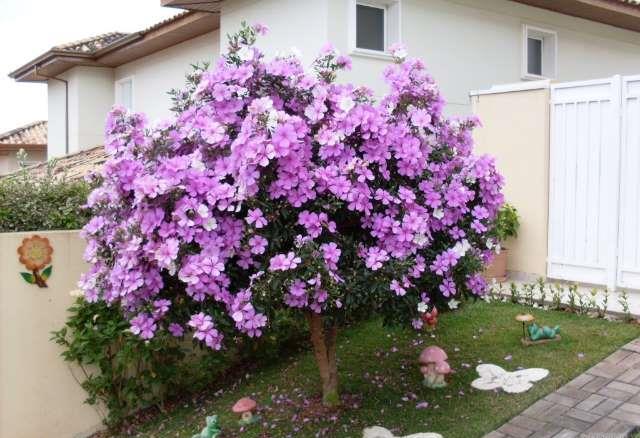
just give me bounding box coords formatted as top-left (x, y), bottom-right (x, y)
top-left (0, 161), bottom-right (92, 232)
top-left (489, 203), bottom-right (520, 243)
top-left (79, 23), bottom-right (504, 406)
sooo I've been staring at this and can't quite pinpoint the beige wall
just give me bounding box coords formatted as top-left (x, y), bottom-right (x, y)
top-left (0, 230), bottom-right (102, 438)
top-left (471, 86), bottom-right (550, 278)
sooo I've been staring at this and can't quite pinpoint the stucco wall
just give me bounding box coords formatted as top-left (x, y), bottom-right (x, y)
top-left (114, 31), bottom-right (220, 124)
top-left (0, 230), bottom-right (102, 438)
top-left (220, 0), bottom-right (328, 65)
top-left (324, 0), bottom-right (640, 114)
top-left (47, 67), bottom-right (114, 158)
top-left (471, 86), bottom-right (550, 278)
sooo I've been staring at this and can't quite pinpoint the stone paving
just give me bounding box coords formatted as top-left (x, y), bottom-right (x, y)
top-left (484, 338), bottom-right (640, 438)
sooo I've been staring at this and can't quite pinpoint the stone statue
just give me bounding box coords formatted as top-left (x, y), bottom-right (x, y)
top-left (191, 415), bottom-right (221, 438)
top-left (528, 323), bottom-right (560, 341)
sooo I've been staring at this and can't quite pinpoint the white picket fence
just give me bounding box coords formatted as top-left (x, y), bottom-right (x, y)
top-left (548, 75), bottom-right (640, 290)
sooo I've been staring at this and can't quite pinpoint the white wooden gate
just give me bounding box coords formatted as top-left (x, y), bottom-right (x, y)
top-left (617, 76), bottom-right (640, 289)
top-left (547, 77), bottom-right (622, 289)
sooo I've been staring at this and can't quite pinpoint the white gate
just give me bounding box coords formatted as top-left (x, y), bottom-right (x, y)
top-left (547, 77), bottom-right (622, 289)
top-left (617, 76), bottom-right (640, 289)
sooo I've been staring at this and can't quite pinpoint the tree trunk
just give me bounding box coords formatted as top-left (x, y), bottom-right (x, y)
top-left (305, 312), bottom-right (339, 407)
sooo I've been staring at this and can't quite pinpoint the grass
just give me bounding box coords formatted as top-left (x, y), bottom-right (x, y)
top-left (112, 301), bottom-right (639, 438)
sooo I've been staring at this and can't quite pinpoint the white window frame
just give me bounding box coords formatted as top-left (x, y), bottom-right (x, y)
top-left (522, 24), bottom-right (557, 81)
top-left (349, 0), bottom-right (401, 60)
top-left (114, 76), bottom-right (135, 110)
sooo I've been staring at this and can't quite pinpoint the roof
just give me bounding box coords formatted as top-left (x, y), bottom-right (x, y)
top-left (0, 121), bottom-right (47, 147)
top-left (53, 32), bottom-right (130, 55)
top-left (9, 10), bottom-right (218, 82)
top-left (1, 146), bottom-right (108, 181)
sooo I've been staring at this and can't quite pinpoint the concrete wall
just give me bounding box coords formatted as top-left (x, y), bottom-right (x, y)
top-left (114, 31), bottom-right (220, 124)
top-left (471, 84), bottom-right (550, 278)
top-left (0, 231), bottom-right (102, 438)
top-left (0, 147), bottom-right (46, 175)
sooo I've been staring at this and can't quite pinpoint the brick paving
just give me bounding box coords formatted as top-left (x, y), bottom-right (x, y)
top-left (484, 338), bottom-right (640, 438)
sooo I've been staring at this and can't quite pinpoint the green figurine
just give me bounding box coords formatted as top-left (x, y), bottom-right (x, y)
top-left (192, 415), bottom-right (222, 438)
top-left (528, 323), bottom-right (560, 341)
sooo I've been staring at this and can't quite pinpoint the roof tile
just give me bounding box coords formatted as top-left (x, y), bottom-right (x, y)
top-left (0, 121), bottom-right (47, 146)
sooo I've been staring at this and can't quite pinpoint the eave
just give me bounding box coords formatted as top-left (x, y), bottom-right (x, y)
top-left (161, 0), bottom-right (224, 12)
top-left (9, 11), bottom-right (219, 83)
top-left (511, 0), bottom-right (640, 32)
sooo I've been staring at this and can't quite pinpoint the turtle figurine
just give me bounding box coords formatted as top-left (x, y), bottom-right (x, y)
top-left (528, 323), bottom-right (560, 341)
top-left (192, 415), bottom-right (222, 438)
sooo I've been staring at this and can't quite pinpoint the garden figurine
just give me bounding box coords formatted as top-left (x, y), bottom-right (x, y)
top-left (191, 415), bottom-right (221, 438)
top-left (471, 364), bottom-right (549, 393)
top-left (515, 313), bottom-right (535, 340)
top-left (421, 306), bottom-right (438, 330)
top-left (363, 426), bottom-right (443, 438)
top-left (419, 346), bottom-right (451, 388)
top-left (528, 323), bottom-right (560, 341)
top-left (232, 397), bottom-right (259, 425)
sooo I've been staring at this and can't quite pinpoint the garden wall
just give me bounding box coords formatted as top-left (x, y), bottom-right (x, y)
top-left (0, 230), bottom-right (102, 438)
top-left (471, 81), bottom-right (551, 280)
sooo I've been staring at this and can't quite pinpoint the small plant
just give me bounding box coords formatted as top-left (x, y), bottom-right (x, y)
top-left (567, 284), bottom-right (578, 313)
top-left (577, 291), bottom-right (589, 315)
top-left (510, 282), bottom-right (521, 304)
top-left (588, 289), bottom-right (598, 315)
top-left (536, 277), bottom-right (547, 307)
top-left (524, 283), bottom-right (536, 307)
top-left (597, 288), bottom-right (610, 318)
top-left (552, 283), bottom-right (564, 311)
top-left (618, 290), bottom-right (633, 322)
top-left (490, 204), bottom-right (520, 244)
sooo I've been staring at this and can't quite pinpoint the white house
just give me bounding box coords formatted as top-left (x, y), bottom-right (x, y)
top-left (10, 0), bottom-right (640, 160)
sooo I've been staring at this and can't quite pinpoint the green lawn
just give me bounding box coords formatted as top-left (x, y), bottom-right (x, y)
top-left (111, 301), bottom-right (639, 438)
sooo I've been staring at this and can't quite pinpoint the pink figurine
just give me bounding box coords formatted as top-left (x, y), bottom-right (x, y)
top-left (419, 346), bottom-right (451, 388)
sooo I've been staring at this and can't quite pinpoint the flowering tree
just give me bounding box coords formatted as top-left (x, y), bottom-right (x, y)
top-left (80, 23), bottom-right (504, 407)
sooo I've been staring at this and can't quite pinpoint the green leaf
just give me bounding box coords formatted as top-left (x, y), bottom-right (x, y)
top-left (20, 272), bottom-right (35, 284)
top-left (41, 265), bottom-right (53, 281)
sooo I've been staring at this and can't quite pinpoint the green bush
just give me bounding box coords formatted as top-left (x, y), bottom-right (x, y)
top-left (0, 162), bottom-right (92, 232)
top-left (52, 297), bottom-right (308, 429)
top-left (490, 203), bottom-right (520, 243)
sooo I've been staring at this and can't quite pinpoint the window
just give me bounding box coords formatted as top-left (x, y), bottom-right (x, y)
top-left (356, 4), bottom-right (385, 52)
top-left (115, 76), bottom-right (134, 110)
top-left (522, 25), bottom-right (557, 80)
top-left (349, 0), bottom-right (401, 58)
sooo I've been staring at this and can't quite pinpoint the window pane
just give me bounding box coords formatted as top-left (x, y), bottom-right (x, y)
top-left (527, 37), bottom-right (542, 76)
top-left (119, 80), bottom-right (133, 109)
top-left (356, 4), bottom-right (385, 51)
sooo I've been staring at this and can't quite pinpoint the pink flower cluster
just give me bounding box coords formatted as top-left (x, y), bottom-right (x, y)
top-left (80, 23), bottom-right (503, 348)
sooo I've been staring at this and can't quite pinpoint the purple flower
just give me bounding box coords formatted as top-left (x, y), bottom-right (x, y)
top-left (248, 235), bottom-right (268, 254)
top-left (246, 208), bottom-right (267, 228)
top-left (320, 242), bottom-right (341, 270)
top-left (365, 247), bottom-right (389, 271)
top-left (168, 323), bottom-right (184, 337)
top-left (269, 252), bottom-right (302, 271)
top-left (130, 313), bottom-right (157, 340)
